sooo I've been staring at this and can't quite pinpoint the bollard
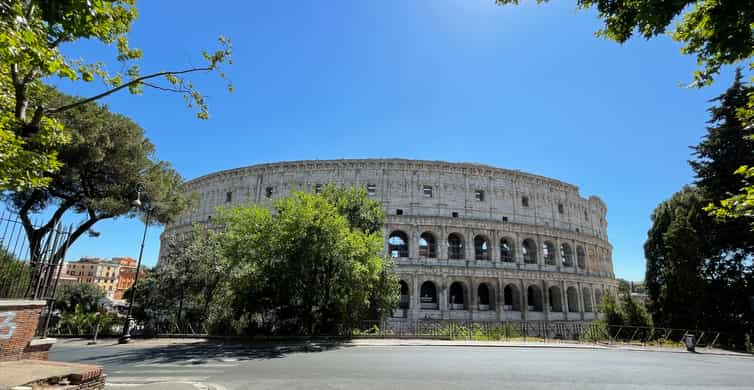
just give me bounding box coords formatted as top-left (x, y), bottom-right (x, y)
top-left (684, 334), bottom-right (696, 352)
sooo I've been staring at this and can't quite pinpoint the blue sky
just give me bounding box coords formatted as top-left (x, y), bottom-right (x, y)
top-left (44, 0), bottom-right (737, 281)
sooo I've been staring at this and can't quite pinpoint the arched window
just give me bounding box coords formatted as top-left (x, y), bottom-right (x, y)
top-left (583, 287), bottom-right (593, 312)
top-left (503, 284), bottom-right (521, 311)
top-left (448, 233), bottom-right (465, 260)
top-left (420, 281), bottom-right (438, 309)
top-left (561, 243), bottom-right (573, 267)
top-left (543, 241), bottom-right (556, 265)
top-left (522, 239), bottom-right (537, 264)
top-left (419, 232), bottom-right (437, 258)
top-left (388, 231), bottom-right (409, 258)
top-left (474, 235), bottom-right (490, 260)
top-left (449, 282), bottom-right (465, 309)
top-left (577, 246), bottom-right (586, 269)
top-left (567, 287), bottom-right (580, 313)
top-left (527, 285), bottom-right (543, 311)
top-left (548, 286), bottom-right (563, 312)
top-left (398, 280), bottom-right (410, 309)
top-left (594, 289), bottom-right (603, 311)
top-left (500, 238), bottom-right (514, 262)
top-left (478, 283), bottom-right (491, 310)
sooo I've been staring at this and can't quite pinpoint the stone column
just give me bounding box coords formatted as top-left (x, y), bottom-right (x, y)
top-left (491, 230), bottom-right (500, 263)
top-left (561, 280), bottom-right (569, 321)
top-left (555, 238), bottom-right (562, 271)
top-left (520, 279), bottom-right (528, 321)
top-left (440, 278), bottom-right (449, 320)
top-left (412, 276), bottom-right (420, 320)
top-left (409, 229), bottom-right (419, 260)
top-left (542, 280), bottom-right (550, 321)
top-left (514, 232), bottom-right (524, 265)
top-left (496, 278), bottom-right (504, 321)
top-left (465, 230), bottom-right (474, 261)
top-left (469, 278), bottom-right (476, 314)
top-left (439, 226), bottom-right (448, 260)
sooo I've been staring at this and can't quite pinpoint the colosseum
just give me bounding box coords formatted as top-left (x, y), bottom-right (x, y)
top-left (162, 159), bottom-right (617, 323)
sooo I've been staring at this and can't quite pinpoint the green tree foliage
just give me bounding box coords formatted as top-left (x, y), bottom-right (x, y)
top-left (0, 247), bottom-right (30, 297)
top-left (0, 0), bottom-right (232, 190)
top-left (130, 226), bottom-right (224, 327)
top-left (599, 289), bottom-right (652, 328)
top-left (54, 282), bottom-right (106, 314)
top-left (213, 189), bottom-right (398, 336)
top-left (644, 187), bottom-right (714, 329)
top-left (3, 88), bottom-right (192, 269)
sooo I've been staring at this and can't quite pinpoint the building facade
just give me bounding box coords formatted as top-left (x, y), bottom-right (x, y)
top-left (62, 257), bottom-right (144, 299)
top-left (162, 159), bottom-right (618, 322)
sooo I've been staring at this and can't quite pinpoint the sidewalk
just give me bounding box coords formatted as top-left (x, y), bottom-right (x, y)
top-left (346, 337), bottom-right (753, 357)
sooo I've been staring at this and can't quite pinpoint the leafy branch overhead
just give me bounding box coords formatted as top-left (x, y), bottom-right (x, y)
top-left (1, 0), bottom-right (233, 190)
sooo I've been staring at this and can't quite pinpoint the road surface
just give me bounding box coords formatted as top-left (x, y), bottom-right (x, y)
top-left (50, 338), bottom-right (754, 389)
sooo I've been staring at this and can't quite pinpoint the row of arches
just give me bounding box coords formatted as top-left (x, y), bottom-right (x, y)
top-left (388, 231), bottom-right (588, 268)
top-left (401, 280), bottom-right (603, 313)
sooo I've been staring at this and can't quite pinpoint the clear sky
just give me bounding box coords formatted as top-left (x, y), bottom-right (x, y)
top-left (44, 0), bottom-right (737, 281)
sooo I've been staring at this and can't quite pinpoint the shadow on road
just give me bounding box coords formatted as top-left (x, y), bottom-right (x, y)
top-left (69, 339), bottom-right (349, 366)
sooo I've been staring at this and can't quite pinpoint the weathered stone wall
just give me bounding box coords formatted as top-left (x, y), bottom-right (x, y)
top-left (162, 159), bottom-right (618, 321)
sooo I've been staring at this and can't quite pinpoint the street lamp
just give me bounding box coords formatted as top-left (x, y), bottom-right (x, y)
top-left (118, 184), bottom-right (152, 344)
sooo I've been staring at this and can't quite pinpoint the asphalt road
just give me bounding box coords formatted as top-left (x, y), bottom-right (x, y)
top-left (50, 339), bottom-right (754, 390)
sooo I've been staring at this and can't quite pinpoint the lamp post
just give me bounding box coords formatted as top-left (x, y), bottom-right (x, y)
top-left (118, 184), bottom-right (152, 344)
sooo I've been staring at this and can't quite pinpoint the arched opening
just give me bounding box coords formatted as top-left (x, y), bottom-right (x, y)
top-left (561, 243), bottom-right (573, 267)
top-left (448, 233), bottom-right (465, 260)
top-left (577, 246), bottom-right (586, 269)
top-left (500, 238), bottom-right (514, 262)
top-left (420, 281), bottom-right (438, 309)
top-left (583, 287), bottom-right (593, 312)
top-left (503, 284), bottom-right (521, 311)
top-left (477, 283), bottom-right (492, 310)
top-left (522, 239), bottom-right (537, 264)
top-left (474, 235), bottom-right (491, 260)
top-left (388, 231), bottom-right (409, 258)
top-left (527, 285), bottom-right (543, 312)
top-left (543, 241), bottom-right (556, 265)
top-left (594, 289), bottom-right (603, 312)
top-left (419, 232), bottom-right (437, 258)
top-left (449, 282), bottom-right (465, 310)
top-left (567, 286), bottom-right (580, 313)
top-left (548, 285), bottom-right (563, 312)
top-left (398, 280), bottom-right (410, 309)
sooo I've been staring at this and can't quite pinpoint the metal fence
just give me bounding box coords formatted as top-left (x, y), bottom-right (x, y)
top-left (1, 211), bottom-right (73, 336)
top-left (354, 319), bottom-right (725, 348)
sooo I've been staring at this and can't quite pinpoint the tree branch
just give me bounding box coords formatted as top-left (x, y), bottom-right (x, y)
top-left (45, 66), bottom-right (214, 115)
top-left (51, 211), bottom-right (114, 263)
top-left (142, 81), bottom-right (191, 93)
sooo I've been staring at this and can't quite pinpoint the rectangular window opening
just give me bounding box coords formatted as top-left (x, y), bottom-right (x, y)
top-left (558, 203), bottom-right (564, 214)
top-left (475, 190), bottom-right (485, 202)
top-left (367, 183), bottom-right (376, 197)
top-left (314, 184), bottom-right (322, 194)
top-left (423, 185), bottom-right (433, 198)
top-left (452, 212), bottom-right (459, 218)
top-left (396, 209), bottom-right (403, 216)
top-left (226, 191), bottom-right (232, 203)
top-left (522, 196), bottom-right (529, 207)
top-left (265, 187), bottom-right (273, 198)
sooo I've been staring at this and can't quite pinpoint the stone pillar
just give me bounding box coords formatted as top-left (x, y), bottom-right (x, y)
top-left (469, 278), bottom-right (476, 314)
top-left (490, 230), bottom-right (500, 262)
top-left (514, 232), bottom-right (524, 265)
top-left (465, 230), bottom-right (474, 261)
top-left (496, 278), bottom-right (503, 321)
top-left (409, 229), bottom-right (419, 260)
top-left (440, 278), bottom-right (449, 320)
top-left (439, 227), bottom-right (448, 260)
top-left (412, 276), bottom-right (420, 320)
top-left (578, 281), bottom-right (585, 320)
top-left (555, 238), bottom-right (562, 271)
top-left (561, 280), bottom-right (569, 321)
top-left (542, 280), bottom-right (550, 321)
top-left (520, 279), bottom-right (527, 321)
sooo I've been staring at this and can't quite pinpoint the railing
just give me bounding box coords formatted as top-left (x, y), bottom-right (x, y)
top-left (353, 319), bottom-right (727, 349)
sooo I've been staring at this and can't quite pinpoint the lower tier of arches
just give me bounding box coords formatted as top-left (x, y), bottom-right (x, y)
top-left (394, 272), bottom-right (617, 322)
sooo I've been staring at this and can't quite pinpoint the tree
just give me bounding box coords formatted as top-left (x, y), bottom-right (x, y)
top-left (0, 247), bottom-right (30, 297)
top-left (1, 0), bottom-right (232, 190)
top-left (54, 282), bottom-right (106, 314)
top-left (214, 190), bottom-right (397, 336)
top-left (3, 88), bottom-right (192, 276)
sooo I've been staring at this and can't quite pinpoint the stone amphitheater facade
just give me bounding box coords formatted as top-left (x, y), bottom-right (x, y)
top-left (162, 159), bottom-right (618, 322)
